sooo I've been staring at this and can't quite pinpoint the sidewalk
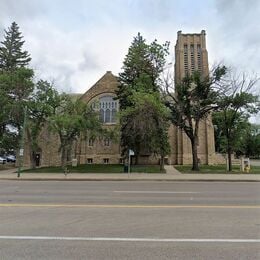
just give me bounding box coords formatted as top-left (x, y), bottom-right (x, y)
top-left (0, 168), bottom-right (259, 182)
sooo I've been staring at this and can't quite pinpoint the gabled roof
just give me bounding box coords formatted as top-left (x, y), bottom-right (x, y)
top-left (80, 71), bottom-right (119, 103)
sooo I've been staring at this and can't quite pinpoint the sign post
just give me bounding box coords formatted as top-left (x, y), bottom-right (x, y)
top-left (128, 149), bottom-right (134, 177)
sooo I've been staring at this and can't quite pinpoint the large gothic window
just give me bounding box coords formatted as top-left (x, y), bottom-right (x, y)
top-left (111, 108), bottom-right (116, 122)
top-left (105, 109), bottom-right (110, 123)
top-left (99, 96), bottom-right (118, 124)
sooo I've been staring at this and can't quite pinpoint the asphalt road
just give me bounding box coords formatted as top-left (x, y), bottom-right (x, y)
top-left (0, 181), bottom-right (259, 259)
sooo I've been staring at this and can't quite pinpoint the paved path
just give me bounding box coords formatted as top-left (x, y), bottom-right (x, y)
top-left (0, 168), bottom-right (259, 181)
top-left (164, 165), bottom-right (182, 175)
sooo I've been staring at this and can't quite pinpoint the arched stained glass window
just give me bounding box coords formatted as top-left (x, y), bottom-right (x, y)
top-left (100, 109), bottom-right (104, 122)
top-left (112, 109), bottom-right (116, 123)
top-left (105, 109), bottom-right (110, 123)
top-left (99, 96), bottom-right (118, 124)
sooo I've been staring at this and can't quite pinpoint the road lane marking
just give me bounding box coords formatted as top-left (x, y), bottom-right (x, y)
top-left (0, 203), bottom-right (259, 209)
top-left (113, 191), bottom-right (199, 194)
top-left (0, 236), bottom-right (259, 243)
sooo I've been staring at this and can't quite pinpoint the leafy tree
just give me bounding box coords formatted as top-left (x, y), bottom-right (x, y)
top-left (49, 97), bottom-right (103, 171)
top-left (25, 80), bottom-right (62, 168)
top-left (0, 22), bottom-right (31, 71)
top-left (117, 33), bottom-right (169, 108)
top-left (0, 83), bottom-right (10, 140)
top-left (0, 130), bottom-right (17, 155)
top-left (0, 22), bottom-right (33, 154)
top-left (116, 33), bottom-right (170, 163)
top-left (244, 124), bottom-right (260, 158)
top-left (165, 67), bottom-right (227, 171)
top-left (0, 68), bottom-right (34, 154)
top-left (120, 92), bottom-right (170, 169)
top-left (214, 73), bottom-right (259, 171)
top-left (213, 111), bottom-right (250, 156)
top-left (6, 68), bottom-right (34, 132)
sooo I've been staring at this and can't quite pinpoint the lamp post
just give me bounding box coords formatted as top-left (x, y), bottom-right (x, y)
top-left (17, 106), bottom-right (27, 178)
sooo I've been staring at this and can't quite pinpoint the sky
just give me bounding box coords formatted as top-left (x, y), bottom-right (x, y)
top-left (0, 0), bottom-right (259, 97)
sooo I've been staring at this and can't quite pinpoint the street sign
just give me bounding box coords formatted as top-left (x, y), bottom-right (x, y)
top-left (128, 150), bottom-right (135, 177)
top-left (19, 149), bottom-right (24, 156)
top-left (129, 149), bottom-right (135, 156)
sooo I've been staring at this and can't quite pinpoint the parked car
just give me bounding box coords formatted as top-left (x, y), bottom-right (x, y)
top-left (6, 155), bottom-right (16, 163)
top-left (0, 156), bottom-right (6, 164)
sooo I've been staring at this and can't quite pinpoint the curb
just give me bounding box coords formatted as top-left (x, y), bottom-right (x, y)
top-left (0, 178), bottom-right (259, 182)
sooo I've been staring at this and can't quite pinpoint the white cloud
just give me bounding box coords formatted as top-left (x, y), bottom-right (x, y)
top-left (0, 0), bottom-right (259, 106)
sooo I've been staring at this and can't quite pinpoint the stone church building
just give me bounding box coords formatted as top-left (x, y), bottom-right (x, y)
top-left (23, 30), bottom-right (222, 167)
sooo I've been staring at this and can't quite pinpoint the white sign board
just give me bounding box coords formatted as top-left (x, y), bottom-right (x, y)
top-left (129, 149), bottom-right (135, 156)
top-left (19, 149), bottom-right (24, 156)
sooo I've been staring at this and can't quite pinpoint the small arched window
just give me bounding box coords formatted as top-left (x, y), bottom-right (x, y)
top-left (104, 138), bottom-right (110, 146)
top-left (88, 138), bottom-right (94, 147)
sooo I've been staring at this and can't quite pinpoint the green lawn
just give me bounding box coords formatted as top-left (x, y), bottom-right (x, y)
top-left (21, 164), bottom-right (165, 173)
top-left (174, 164), bottom-right (260, 174)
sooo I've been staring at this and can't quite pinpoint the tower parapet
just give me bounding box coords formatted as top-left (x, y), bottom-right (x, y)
top-left (174, 30), bottom-right (209, 84)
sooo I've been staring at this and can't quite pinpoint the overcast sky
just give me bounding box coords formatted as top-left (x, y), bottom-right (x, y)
top-left (0, 0), bottom-right (259, 96)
